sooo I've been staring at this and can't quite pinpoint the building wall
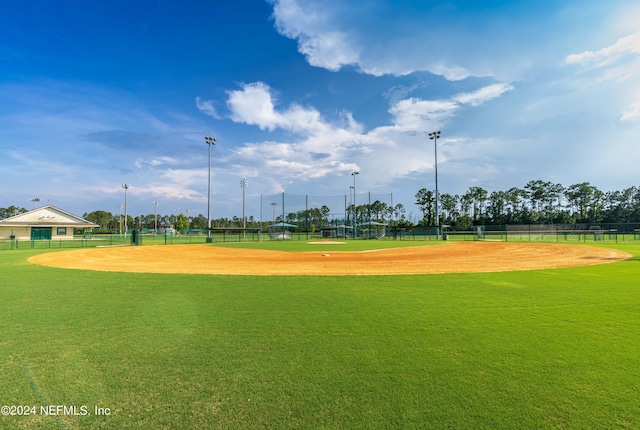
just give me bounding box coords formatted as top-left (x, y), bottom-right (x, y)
top-left (52, 226), bottom-right (75, 240)
top-left (0, 226), bottom-right (77, 241)
top-left (0, 227), bottom-right (29, 240)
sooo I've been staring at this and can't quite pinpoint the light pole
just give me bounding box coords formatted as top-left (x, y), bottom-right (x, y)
top-left (205, 136), bottom-right (216, 243)
top-left (271, 202), bottom-right (277, 223)
top-left (428, 131), bottom-right (441, 239)
top-left (118, 205), bottom-right (123, 236)
top-left (153, 202), bottom-right (158, 235)
top-left (349, 185), bottom-right (354, 225)
top-left (31, 198), bottom-right (41, 209)
top-left (351, 171), bottom-right (359, 239)
top-left (122, 184), bottom-right (130, 236)
top-left (240, 179), bottom-right (248, 238)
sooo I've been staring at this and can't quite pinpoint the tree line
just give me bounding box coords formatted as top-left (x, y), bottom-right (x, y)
top-left (4, 179), bottom-right (640, 232)
top-left (416, 180), bottom-right (640, 227)
top-left (77, 202), bottom-right (403, 233)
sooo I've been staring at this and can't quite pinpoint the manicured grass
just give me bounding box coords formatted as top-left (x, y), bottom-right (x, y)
top-left (1, 243), bottom-right (640, 428)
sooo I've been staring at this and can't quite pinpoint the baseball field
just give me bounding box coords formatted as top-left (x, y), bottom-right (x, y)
top-left (2, 240), bottom-right (640, 428)
top-left (29, 241), bottom-right (629, 275)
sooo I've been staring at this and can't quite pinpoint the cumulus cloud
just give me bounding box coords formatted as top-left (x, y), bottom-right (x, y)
top-left (226, 82), bottom-right (329, 134)
top-left (270, 0), bottom-right (472, 79)
top-left (271, 0), bottom-right (360, 71)
top-left (269, 0), bottom-right (543, 81)
top-left (222, 81), bottom-right (512, 186)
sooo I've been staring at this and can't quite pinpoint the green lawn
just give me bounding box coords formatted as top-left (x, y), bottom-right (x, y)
top-left (1, 242), bottom-right (640, 429)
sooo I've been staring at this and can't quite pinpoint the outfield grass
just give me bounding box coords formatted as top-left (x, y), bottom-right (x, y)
top-left (1, 242), bottom-right (640, 429)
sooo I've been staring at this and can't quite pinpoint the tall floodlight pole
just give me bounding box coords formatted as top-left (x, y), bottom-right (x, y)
top-left (31, 198), bottom-right (41, 209)
top-left (240, 179), bottom-right (248, 238)
top-left (351, 171), bottom-right (359, 239)
top-left (122, 184), bottom-right (130, 236)
top-left (429, 131), bottom-right (441, 239)
top-left (118, 205), bottom-right (123, 236)
top-left (349, 185), bottom-right (354, 221)
top-left (153, 202), bottom-right (158, 235)
top-left (271, 202), bottom-right (277, 223)
top-left (205, 136), bottom-right (216, 243)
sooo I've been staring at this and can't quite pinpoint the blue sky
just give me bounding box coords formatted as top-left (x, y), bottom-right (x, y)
top-left (1, 0), bottom-right (640, 221)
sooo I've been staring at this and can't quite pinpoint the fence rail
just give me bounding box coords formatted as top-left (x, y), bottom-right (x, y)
top-left (445, 229), bottom-right (629, 243)
top-left (3, 225), bottom-right (640, 251)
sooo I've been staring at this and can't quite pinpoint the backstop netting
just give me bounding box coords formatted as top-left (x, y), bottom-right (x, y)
top-left (250, 192), bottom-right (394, 239)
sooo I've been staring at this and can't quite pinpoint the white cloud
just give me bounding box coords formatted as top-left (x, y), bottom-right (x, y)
top-left (271, 0), bottom-right (473, 79)
top-left (269, 0), bottom-right (542, 81)
top-left (566, 31), bottom-right (640, 122)
top-left (388, 98), bottom-right (458, 132)
top-left (271, 0), bottom-right (360, 71)
top-left (226, 82), bottom-right (280, 131)
top-left (621, 101), bottom-right (640, 121)
top-left (297, 31), bottom-right (360, 71)
top-left (271, 0), bottom-right (320, 38)
top-left (144, 184), bottom-right (205, 201)
top-left (566, 31), bottom-right (640, 66)
top-left (222, 81), bottom-right (512, 190)
top-left (227, 82), bottom-right (328, 134)
top-left (162, 168), bottom-right (206, 187)
top-left (195, 97), bottom-right (220, 119)
top-left (453, 83), bottom-right (514, 107)
top-left (386, 83), bottom-right (513, 132)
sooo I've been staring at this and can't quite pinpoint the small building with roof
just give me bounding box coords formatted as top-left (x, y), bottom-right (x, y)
top-left (268, 221), bottom-right (297, 240)
top-left (359, 221), bottom-right (387, 239)
top-left (0, 205), bottom-right (99, 241)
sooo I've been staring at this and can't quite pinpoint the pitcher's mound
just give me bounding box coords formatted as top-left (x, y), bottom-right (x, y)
top-left (28, 242), bottom-right (630, 276)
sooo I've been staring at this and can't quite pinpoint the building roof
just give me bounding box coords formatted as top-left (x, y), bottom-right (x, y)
top-left (359, 221), bottom-right (387, 226)
top-left (0, 205), bottom-right (99, 228)
top-left (269, 221), bottom-right (298, 228)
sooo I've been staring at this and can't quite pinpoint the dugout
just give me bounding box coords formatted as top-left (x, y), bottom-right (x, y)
top-left (268, 222), bottom-right (297, 240)
top-left (359, 221), bottom-right (386, 239)
top-left (320, 227), bottom-right (336, 238)
top-left (320, 224), bottom-right (353, 238)
top-left (335, 224), bottom-right (353, 238)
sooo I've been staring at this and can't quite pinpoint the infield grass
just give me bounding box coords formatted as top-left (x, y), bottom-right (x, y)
top-left (1, 242), bottom-right (640, 428)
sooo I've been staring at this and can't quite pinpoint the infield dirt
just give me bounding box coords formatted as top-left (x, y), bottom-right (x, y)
top-left (28, 242), bottom-right (630, 276)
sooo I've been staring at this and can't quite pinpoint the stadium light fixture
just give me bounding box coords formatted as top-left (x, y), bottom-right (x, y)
top-left (31, 198), bottom-right (41, 209)
top-left (205, 136), bottom-right (216, 243)
top-left (428, 131), bottom-right (441, 239)
top-left (122, 184), bottom-right (130, 236)
top-left (351, 171), bottom-right (359, 239)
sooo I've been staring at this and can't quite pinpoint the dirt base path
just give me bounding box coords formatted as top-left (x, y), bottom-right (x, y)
top-left (28, 242), bottom-right (630, 276)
